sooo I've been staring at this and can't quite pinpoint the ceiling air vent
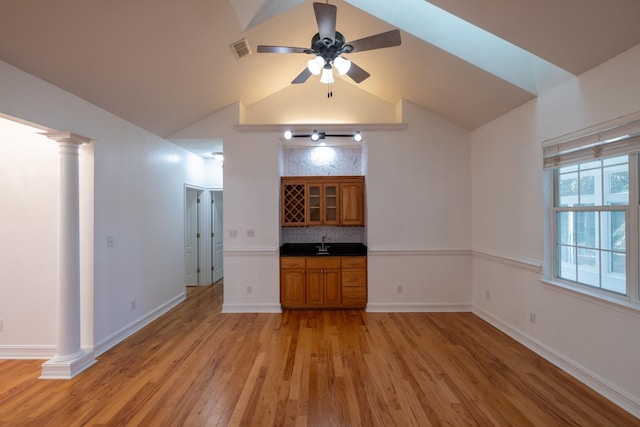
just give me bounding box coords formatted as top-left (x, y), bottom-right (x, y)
top-left (230, 38), bottom-right (251, 59)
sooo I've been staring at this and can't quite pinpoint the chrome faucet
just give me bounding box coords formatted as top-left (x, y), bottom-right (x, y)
top-left (317, 235), bottom-right (330, 253)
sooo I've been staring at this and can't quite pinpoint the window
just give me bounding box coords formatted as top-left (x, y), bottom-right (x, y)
top-left (543, 112), bottom-right (640, 307)
top-left (553, 156), bottom-right (628, 294)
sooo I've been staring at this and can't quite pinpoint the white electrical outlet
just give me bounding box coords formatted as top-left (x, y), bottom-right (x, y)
top-left (0, 319), bottom-right (3, 332)
top-left (529, 312), bottom-right (536, 324)
top-left (397, 284), bottom-right (404, 294)
top-left (485, 290), bottom-right (491, 300)
top-left (107, 234), bottom-right (114, 247)
top-left (246, 229), bottom-right (255, 238)
top-left (229, 229), bottom-right (238, 238)
top-left (247, 286), bottom-right (253, 294)
top-left (131, 300), bottom-right (136, 310)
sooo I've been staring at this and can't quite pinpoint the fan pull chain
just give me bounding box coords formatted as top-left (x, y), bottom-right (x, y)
top-left (327, 81), bottom-right (333, 98)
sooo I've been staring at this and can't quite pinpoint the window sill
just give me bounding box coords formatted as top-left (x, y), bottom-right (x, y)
top-left (540, 279), bottom-right (640, 319)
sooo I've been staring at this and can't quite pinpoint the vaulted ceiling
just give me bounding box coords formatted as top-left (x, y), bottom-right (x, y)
top-left (1, 0), bottom-right (640, 145)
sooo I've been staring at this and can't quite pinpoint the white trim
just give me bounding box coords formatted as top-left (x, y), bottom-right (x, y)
top-left (224, 248), bottom-right (279, 256)
top-left (366, 303), bottom-right (471, 312)
top-left (473, 305), bottom-right (640, 418)
top-left (472, 249), bottom-right (542, 273)
top-left (0, 345), bottom-right (56, 359)
top-left (367, 247), bottom-right (471, 256)
top-left (234, 123), bottom-right (407, 133)
top-left (40, 349), bottom-right (96, 379)
top-left (221, 303), bottom-right (282, 313)
top-left (541, 279), bottom-right (640, 319)
top-left (93, 291), bottom-right (186, 357)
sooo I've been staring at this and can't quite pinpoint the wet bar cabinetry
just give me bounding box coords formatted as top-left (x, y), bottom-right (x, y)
top-left (280, 255), bottom-right (367, 309)
top-left (281, 176), bottom-right (364, 226)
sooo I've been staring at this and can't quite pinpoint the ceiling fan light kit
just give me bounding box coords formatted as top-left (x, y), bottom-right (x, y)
top-left (257, 2), bottom-right (401, 96)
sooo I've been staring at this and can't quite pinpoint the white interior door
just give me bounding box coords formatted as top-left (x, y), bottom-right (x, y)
top-left (212, 191), bottom-right (224, 282)
top-left (185, 188), bottom-right (199, 286)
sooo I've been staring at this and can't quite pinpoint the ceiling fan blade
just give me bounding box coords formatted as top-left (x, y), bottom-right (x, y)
top-left (313, 2), bottom-right (337, 44)
top-left (257, 45), bottom-right (309, 54)
top-left (346, 61), bottom-right (370, 83)
top-left (348, 29), bottom-right (402, 53)
top-left (292, 68), bottom-right (313, 84)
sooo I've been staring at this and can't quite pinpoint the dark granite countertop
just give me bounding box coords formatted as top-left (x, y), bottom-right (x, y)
top-left (280, 243), bottom-right (367, 257)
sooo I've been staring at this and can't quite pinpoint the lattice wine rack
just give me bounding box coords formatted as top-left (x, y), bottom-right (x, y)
top-left (282, 183), bottom-right (306, 225)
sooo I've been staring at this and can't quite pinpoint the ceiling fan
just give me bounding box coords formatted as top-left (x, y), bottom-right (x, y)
top-left (257, 1), bottom-right (401, 94)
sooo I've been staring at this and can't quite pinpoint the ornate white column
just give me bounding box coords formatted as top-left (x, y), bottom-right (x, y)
top-left (41, 131), bottom-right (96, 379)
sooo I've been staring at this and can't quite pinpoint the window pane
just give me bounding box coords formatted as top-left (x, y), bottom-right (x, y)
top-left (601, 211), bottom-right (625, 252)
top-left (580, 160), bottom-right (602, 171)
top-left (603, 155), bottom-right (627, 166)
top-left (577, 249), bottom-right (599, 287)
top-left (559, 164), bottom-right (578, 173)
top-left (602, 251), bottom-right (625, 294)
top-left (580, 175), bottom-right (595, 196)
top-left (557, 244), bottom-right (576, 281)
top-left (559, 172), bottom-right (578, 206)
top-left (557, 212), bottom-right (574, 245)
top-left (576, 211), bottom-right (598, 248)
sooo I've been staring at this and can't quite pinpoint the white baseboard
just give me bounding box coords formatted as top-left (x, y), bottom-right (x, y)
top-left (0, 345), bottom-right (56, 359)
top-left (221, 303), bottom-right (282, 313)
top-left (366, 303), bottom-right (472, 312)
top-left (40, 349), bottom-right (96, 379)
top-left (473, 305), bottom-right (640, 418)
top-left (93, 291), bottom-right (186, 357)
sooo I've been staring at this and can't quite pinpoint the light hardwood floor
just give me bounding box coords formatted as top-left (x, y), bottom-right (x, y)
top-left (0, 282), bottom-right (637, 426)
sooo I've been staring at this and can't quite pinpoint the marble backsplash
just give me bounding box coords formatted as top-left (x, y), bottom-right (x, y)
top-left (281, 226), bottom-right (365, 244)
top-left (282, 146), bottom-right (363, 176)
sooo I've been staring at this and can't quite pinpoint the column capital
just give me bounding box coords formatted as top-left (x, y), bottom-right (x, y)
top-left (43, 131), bottom-right (92, 145)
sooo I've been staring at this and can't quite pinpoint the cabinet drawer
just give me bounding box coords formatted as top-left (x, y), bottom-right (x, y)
top-left (342, 286), bottom-right (366, 306)
top-left (342, 269), bottom-right (366, 286)
top-left (306, 257), bottom-right (341, 269)
top-left (341, 257), bottom-right (366, 268)
top-left (281, 257), bottom-right (305, 269)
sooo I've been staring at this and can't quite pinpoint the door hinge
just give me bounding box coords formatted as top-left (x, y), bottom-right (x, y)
top-left (211, 232), bottom-right (214, 237)
top-left (211, 266), bottom-right (214, 271)
top-left (197, 198), bottom-right (201, 203)
top-left (197, 233), bottom-right (200, 238)
top-left (197, 267), bottom-right (200, 273)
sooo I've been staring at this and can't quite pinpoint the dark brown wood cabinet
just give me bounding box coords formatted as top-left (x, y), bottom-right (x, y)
top-left (281, 176), bottom-right (364, 226)
top-left (280, 256), bottom-right (367, 309)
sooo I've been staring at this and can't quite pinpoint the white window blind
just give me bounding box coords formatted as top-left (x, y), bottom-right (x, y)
top-left (543, 112), bottom-right (640, 169)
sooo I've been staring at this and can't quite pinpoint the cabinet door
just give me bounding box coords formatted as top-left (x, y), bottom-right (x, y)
top-left (340, 182), bottom-right (364, 225)
top-left (306, 184), bottom-right (322, 225)
top-left (281, 182), bottom-right (306, 226)
top-left (306, 269), bottom-right (324, 304)
top-left (323, 184), bottom-right (340, 225)
top-left (281, 269), bottom-right (306, 306)
top-left (324, 269), bottom-right (341, 305)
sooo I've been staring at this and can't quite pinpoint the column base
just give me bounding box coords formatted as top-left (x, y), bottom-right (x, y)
top-left (40, 349), bottom-right (97, 379)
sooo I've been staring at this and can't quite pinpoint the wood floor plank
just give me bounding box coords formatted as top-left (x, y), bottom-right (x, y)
top-left (0, 282), bottom-right (638, 426)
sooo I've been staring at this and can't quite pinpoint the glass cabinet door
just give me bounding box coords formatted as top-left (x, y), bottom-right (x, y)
top-left (307, 184), bottom-right (322, 224)
top-left (324, 184), bottom-right (339, 225)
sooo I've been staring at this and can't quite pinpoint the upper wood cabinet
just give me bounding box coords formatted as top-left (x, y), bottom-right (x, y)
top-left (340, 181), bottom-right (364, 225)
top-left (307, 182), bottom-right (340, 225)
top-left (281, 176), bottom-right (364, 226)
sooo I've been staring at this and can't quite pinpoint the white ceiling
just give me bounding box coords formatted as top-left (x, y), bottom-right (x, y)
top-left (1, 0), bottom-right (639, 152)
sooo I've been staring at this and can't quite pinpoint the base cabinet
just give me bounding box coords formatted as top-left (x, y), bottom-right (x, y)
top-left (280, 256), bottom-right (367, 309)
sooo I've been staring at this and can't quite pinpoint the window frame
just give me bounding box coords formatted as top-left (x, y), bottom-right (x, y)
top-left (545, 154), bottom-right (640, 308)
top-left (542, 112), bottom-right (640, 310)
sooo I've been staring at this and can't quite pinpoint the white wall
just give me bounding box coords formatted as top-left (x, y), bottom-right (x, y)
top-left (366, 100), bottom-right (472, 311)
top-left (0, 119), bottom-right (59, 355)
top-left (0, 60), bottom-right (208, 356)
top-left (471, 44), bottom-right (640, 415)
